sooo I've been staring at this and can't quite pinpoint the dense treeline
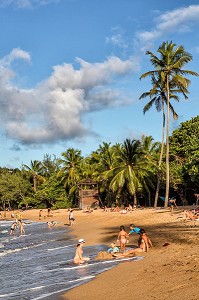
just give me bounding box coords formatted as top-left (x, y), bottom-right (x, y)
top-left (0, 116), bottom-right (198, 210)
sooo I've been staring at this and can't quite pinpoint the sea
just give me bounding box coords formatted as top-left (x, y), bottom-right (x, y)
top-left (0, 220), bottom-right (143, 300)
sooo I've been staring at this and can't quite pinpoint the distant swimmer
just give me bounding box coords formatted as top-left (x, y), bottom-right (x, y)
top-left (47, 221), bottom-right (57, 227)
top-left (10, 222), bottom-right (17, 235)
top-left (73, 239), bottom-right (90, 264)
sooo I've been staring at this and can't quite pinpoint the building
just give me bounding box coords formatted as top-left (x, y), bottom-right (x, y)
top-left (78, 179), bottom-right (99, 210)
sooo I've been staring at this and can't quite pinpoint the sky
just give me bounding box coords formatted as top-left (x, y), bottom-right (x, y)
top-left (0, 0), bottom-right (199, 168)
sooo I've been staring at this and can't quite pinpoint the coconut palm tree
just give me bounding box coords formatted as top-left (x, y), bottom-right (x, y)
top-left (23, 160), bottom-right (45, 192)
top-left (140, 74), bottom-right (181, 207)
top-left (102, 139), bottom-right (154, 206)
top-left (57, 148), bottom-right (83, 194)
top-left (140, 41), bottom-right (198, 207)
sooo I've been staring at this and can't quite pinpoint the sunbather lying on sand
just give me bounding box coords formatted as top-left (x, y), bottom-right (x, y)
top-left (183, 210), bottom-right (199, 225)
top-left (113, 229), bottom-right (152, 258)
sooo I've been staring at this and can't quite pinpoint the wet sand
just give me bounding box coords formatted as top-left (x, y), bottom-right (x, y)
top-left (3, 206), bottom-right (199, 300)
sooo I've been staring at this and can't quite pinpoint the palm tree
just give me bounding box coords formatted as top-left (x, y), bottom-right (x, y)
top-left (57, 148), bottom-right (83, 194)
top-left (140, 74), bottom-right (180, 207)
top-left (102, 139), bottom-right (154, 206)
top-left (140, 41), bottom-right (198, 207)
top-left (23, 160), bottom-right (45, 192)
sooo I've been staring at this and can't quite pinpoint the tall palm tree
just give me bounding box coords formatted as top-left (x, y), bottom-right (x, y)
top-left (140, 74), bottom-right (180, 207)
top-left (140, 41), bottom-right (198, 207)
top-left (23, 160), bottom-right (45, 192)
top-left (102, 139), bottom-right (154, 206)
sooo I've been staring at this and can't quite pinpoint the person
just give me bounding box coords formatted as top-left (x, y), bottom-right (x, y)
top-left (117, 225), bottom-right (129, 253)
top-left (73, 239), bottom-right (90, 264)
top-left (18, 220), bottom-right (25, 235)
top-left (183, 210), bottom-right (199, 225)
top-left (47, 208), bottom-right (51, 217)
top-left (10, 222), bottom-right (17, 235)
top-left (39, 210), bottom-right (42, 220)
top-left (129, 224), bottom-right (141, 235)
top-left (47, 221), bottom-right (57, 227)
top-left (113, 229), bottom-right (152, 258)
top-left (17, 212), bottom-right (22, 220)
top-left (107, 242), bottom-right (120, 253)
top-left (69, 209), bottom-right (76, 226)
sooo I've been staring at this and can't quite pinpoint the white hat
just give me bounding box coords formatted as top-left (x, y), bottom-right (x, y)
top-left (78, 239), bottom-right (85, 244)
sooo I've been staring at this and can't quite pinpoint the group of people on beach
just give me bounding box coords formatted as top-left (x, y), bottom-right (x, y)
top-left (73, 223), bottom-right (152, 264)
top-left (113, 224), bottom-right (152, 258)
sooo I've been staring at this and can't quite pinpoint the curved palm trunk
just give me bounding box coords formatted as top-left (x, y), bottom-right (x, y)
top-left (154, 106), bottom-right (165, 207)
top-left (165, 75), bottom-right (170, 207)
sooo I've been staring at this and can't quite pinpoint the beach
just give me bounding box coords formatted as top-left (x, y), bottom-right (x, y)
top-left (2, 207), bottom-right (199, 300)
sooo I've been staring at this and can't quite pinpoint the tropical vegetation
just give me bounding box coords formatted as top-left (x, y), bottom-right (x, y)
top-left (0, 41), bottom-right (198, 211)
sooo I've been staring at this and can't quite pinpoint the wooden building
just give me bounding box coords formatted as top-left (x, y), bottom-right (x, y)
top-left (78, 179), bottom-right (99, 210)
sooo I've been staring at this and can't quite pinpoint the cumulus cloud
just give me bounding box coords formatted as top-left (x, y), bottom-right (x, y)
top-left (136, 5), bottom-right (199, 50)
top-left (0, 49), bottom-right (139, 145)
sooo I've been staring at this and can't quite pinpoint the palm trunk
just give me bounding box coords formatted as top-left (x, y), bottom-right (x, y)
top-left (154, 107), bottom-right (165, 207)
top-left (33, 175), bottom-right (37, 192)
top-left (133, 193), bottom-right (137, 206)
top-left (165, 75), bottom-right (170, 207)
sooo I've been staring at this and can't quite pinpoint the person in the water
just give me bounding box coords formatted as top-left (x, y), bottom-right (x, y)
top-left (73, 239), bottom-right (90, 264)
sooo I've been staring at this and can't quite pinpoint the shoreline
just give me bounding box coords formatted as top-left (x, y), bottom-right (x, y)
top-left (2, 206), bottom-right (199, 299)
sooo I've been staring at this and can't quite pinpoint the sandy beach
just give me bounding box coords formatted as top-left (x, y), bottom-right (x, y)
top-left (4, 206), bottom-right (199, 300)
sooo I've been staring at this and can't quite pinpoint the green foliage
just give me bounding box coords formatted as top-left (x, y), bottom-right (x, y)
top-left (0, 170), bottom-right (33, 209)
top-left (170, 116), bottom-right (199, 191)
top-left (34, 173), bottom-right (71, 209)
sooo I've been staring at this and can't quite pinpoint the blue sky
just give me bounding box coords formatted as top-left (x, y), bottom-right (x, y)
top-left (0, 0), bottom-right (199, 168)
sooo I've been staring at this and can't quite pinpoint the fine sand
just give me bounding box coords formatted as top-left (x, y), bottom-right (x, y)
top-left (4, 206), bottom-right (199, 300)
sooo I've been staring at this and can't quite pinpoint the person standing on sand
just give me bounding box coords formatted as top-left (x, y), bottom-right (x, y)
top-left (73, 239), bottom-right (90, 264)
top-left (39, 210), bottom-right (42, 220)
top-left (69, 209), bottom-right (76, 226)
top-left (117, 226), bottom-right (129, 253)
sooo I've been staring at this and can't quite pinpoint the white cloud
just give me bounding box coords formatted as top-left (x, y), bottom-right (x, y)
top-left (0, 49), bottom-right (139, 145)
top-left (137, 5), bottom-right (199, 50)
top-left (0, 0), bottom-right (62, 9)
top-left (0, 48), bottom-right (31, 67)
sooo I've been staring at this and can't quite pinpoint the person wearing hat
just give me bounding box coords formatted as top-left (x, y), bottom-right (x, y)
top-left (73, 239), bottom-right (90, 264)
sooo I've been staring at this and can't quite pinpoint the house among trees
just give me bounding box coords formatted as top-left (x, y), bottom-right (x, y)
top-left (78, 179), bottom-right (99, 210)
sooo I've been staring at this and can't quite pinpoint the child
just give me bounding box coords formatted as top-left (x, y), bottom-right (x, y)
top-left (107, 242), bottom-right (120, 253)
top-left (128, 224), bottom-right (141, 235)
top-left (10, 222), bottom-right (17, 235)
top-left (117, 225), bottom-right (129, 253)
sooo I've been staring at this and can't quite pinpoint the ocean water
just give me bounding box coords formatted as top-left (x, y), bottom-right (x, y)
top-left (0, 220), bottom-right (143, 300)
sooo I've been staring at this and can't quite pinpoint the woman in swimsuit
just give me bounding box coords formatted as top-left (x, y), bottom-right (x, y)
top-left (117, 226), bottom-right (129, 253)
top-left (73, 239), bottom-right (90, 264)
